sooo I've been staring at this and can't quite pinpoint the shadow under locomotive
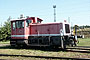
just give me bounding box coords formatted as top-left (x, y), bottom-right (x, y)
top-left (0, 44), bottom-right (90, 53)
top-left (0, 44), bottom-right (64, 52)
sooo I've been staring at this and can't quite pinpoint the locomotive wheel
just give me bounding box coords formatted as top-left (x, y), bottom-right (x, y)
top-left (74, 41), bottom-right (77, 46)
top-left (71, 41), bottom-right (77, 47)
top-left (10, 43), bottom-right (16, 47)
top-left (11, 44), bottom-right (16, 47)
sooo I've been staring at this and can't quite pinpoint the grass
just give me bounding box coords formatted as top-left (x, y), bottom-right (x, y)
top-left (78, 38), bottom-right (90, 46)
top-left (0, 38), bottom-right (90, 60)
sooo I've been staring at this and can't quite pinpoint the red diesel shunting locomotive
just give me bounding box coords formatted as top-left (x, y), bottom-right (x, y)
top-left (10, 16), bottom-right (77, 49)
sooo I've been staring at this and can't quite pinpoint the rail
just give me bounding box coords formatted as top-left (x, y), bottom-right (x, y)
top-left (0, 54), bottom-right (90, 60)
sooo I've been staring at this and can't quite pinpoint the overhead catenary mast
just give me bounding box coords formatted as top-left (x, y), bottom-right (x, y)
top-left (68, 17), bottom-right (70, 23)
top-left (53, 5), bottom-right (56, 22)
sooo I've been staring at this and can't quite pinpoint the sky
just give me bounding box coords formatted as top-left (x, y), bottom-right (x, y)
top-left (0, 0), bottom-right (90, 26)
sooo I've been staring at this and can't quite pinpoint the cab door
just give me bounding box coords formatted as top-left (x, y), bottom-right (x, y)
top-left (16, 20), bottom-right (25, 39)
top-left (11, 21), bottom-right (16, 39)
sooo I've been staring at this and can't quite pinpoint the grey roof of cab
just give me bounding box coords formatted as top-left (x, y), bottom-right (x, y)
top-left (10, 18), bottom-right (26, 21)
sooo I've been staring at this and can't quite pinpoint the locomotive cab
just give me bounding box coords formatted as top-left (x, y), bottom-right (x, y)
top-left (10, 17), bottom-right (43, 46)
top-left (26, 17), bottom-right (43, 24)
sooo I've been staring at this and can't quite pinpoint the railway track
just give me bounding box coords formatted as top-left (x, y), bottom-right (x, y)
top-left (66, 46), bottom-right (90, 53)
top-left (0, 54), bottom-right (90, 60)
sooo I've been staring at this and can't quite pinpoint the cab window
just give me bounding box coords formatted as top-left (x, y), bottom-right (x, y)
top-left (65, 24), bottom-right (70, 33)
top-left (16, 21), bottom-right (24, 28)
top-left (12, 22), bottom-right (15, 30)
top-left (26, 20), bottom-right (32, 27)
top-left (37, 20), bottom-right (40, 23)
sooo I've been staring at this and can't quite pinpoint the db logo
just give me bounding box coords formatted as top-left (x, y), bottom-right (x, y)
top-left (19, 30), bottom-right (22, 33)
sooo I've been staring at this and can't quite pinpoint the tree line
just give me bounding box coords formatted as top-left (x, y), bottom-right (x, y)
top-left (71, 25), bottom-right (90, 29)
top-left (0, 17), bottom-right (11, 41)
top-left (79, 25), bottom-right (90, 29)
